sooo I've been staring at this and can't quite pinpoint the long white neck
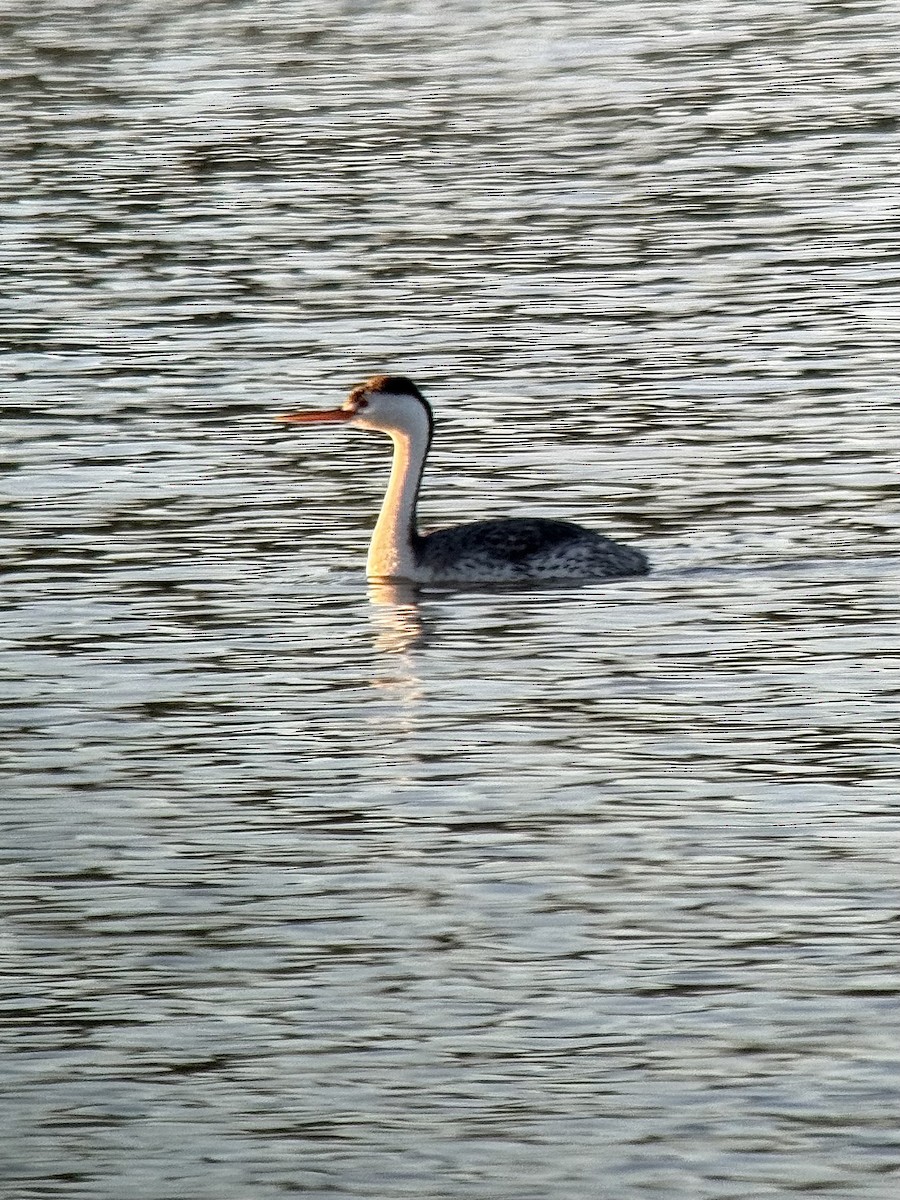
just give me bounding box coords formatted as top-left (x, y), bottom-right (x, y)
top-left (366, 424), bottom-right (429, 580)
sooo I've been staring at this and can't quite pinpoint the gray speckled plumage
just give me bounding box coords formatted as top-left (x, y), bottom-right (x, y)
top-left (416, 517), bottom-right (649, 583)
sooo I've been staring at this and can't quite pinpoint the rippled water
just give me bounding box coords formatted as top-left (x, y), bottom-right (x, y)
top-left (3, 1), bottom-right (900, 1197)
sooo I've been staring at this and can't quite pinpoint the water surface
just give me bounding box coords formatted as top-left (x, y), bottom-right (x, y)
top-left (3, 1), bottom-right (900, 1197)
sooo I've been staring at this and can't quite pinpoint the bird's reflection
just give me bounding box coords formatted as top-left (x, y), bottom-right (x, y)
top-left (366, 581), bottom-right (431, 724)
top-left (367, 580), bottom-right (429, 654)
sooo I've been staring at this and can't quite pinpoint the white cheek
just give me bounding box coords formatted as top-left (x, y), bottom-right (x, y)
top-left (352, 413), bottom-right (388, 433)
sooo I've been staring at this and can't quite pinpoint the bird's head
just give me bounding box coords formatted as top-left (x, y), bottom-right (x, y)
top-left (277, 375), bottom-right (433, 441)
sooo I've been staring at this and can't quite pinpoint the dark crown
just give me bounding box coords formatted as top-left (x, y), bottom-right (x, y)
top-left (359, 375), bottom-right (425, 400)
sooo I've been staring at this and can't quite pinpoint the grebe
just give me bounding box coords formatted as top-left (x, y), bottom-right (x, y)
top-left (278, 375), bottom-right (649, 584)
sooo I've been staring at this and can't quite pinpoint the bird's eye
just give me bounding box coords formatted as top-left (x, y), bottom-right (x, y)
top-left (355, 397), bottom-right (369, 410)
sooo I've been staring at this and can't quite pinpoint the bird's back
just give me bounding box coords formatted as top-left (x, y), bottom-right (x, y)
top-left (416, 517), bottom-right (648, 583)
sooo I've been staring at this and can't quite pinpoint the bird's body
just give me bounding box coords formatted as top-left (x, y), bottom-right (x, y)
top-left (279, 375), bottom-right (648, 585)
top-left (416, 518), bottom-right (647, 583)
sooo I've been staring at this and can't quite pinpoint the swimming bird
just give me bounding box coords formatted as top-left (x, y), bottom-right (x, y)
top-left (278, 375), bottom-right (648, 584)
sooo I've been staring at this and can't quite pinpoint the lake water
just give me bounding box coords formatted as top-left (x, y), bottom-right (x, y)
top-left (3, 1), bottom-right (900, 1197)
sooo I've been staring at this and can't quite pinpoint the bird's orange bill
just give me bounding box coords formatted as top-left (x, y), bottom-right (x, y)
top-left (276, 407), bottom-right (352, 423)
